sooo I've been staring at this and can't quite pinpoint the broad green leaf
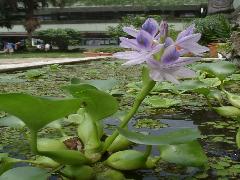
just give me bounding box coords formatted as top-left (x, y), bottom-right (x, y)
top-left (153, 82), bottom-right (178, 94)
top-left (177, 80), bottom-right (210, 96)
top-left (0, 116), bottom-right (25, 128)
top-left (159, 141), bottom-right (208, 167)
top-left (71, 78), bottom-right (117, 91)
top-left (226, 91), bottom-right (240, 109)
top-left (0, 93), bottom-right (81, 132)
top-left (195, 61), bottom-right (236, 81)
top-left (63, 85), bottom-right (118, 121)
top-left (39, 150), bottom-right (90, 166)
top-left (0, 166), bottom-right (49, 180)
top-left (214, 106), bottom-right (240, 118)
top-left (117, 128), bottom-right (201, 145)
top-left (200, 78), bottom-right (221, 87)
top-left (144, 96), bottom-right (180, 108)
top-left (63, 84), bottom-right (97, 97)
top-left (37, 138), bottom-right (67, 152)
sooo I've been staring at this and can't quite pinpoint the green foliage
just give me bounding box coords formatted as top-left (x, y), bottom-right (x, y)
top-left (194, 61), bottom-right (237, 81)
top-left (105, 150), bottom-right (147, 170)
top-left (63, 84), bottom-right (118, 121)
top-left (117, 127), bottom-right (201, 145)
top-left (92, 47), bottom-right (125, 53)
top-left (71, 78), bottom-right (118, 91)
top-left (159, 141), bottom-right (208, 167)
top-left (0, 116), bottom-right (25, 128)
top-left (0, 166), bottom-right (49, 180)
top-left (34, 28), bottom-right (81, 50)
top-left (0, 93), bottom-right (81, 132)
top-left (193, 14), bottom-right (232, 44)
top-left (144, 96), bottom-right (180, 108)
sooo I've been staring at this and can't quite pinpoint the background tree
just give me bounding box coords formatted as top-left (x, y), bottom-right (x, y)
top-left (34, 28), bottom-right (82, 50)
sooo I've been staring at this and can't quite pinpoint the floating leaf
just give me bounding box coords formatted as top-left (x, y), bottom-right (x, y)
top-left (63, 85), bottom-right (118, 121)
top-left (177, 80), bottom-right (210, 96)
top-left (214, 106), bottom-right (240, 118)
top-left (200, 78), bottom-right (221, 87)
top-left (0, 93), bottom-right (81, 132)
top-left (159, 141), bottom-right (208, 167)
top-left (25, 70), bottom-right (45, 79)
top-left (225, 91), bottom-right (240, 109)
top-left (195, 61), bottom-right (236, 81)
top-left (0, 116), bottom-right (25, 128)
top-left (0, 166), bottom-right (49, 180)
top-left (71, 78), bottom-right (117, 91)
top-left (117, 128), bottom-right (201, 145)
top-left (144, 96), bottom-right (180, 108)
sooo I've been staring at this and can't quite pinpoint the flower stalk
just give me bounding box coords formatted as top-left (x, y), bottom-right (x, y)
top-left (103, 80), bottom-right (156, 152)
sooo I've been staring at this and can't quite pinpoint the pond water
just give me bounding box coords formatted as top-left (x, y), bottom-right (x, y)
top-left (1, 59), bottom-right (240, 179)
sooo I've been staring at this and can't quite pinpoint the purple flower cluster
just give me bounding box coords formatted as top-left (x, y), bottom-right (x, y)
top-left (113, 18), bottom-right (209, 84)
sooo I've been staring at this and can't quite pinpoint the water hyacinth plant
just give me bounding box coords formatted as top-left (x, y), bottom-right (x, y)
top-left (0, 18), bottom-right (209, 179)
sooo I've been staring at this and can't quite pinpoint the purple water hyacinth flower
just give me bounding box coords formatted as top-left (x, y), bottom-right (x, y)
top-left (174, 24), bottom-right (209, 55)
top-left (147, 56), bottom-right (200, 84)
top-left (114, 18), bottom-right (164, 65)
top-left (156, 20), bottom-right (168, 40)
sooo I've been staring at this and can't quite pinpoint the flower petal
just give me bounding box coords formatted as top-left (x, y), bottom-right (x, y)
top-left (136, 30), bottom-right (154, 50)
top-left (176, 24), bottom-right (195, 41)
top-left (176, 33), bottom-right (209, 55)
top-left (164, 37), bottom-right (174, 48)
top-left (172, 67), bottom-right (196, 78)
top-left (113, 51), bottom-right (142, 60)
top-left (142, 18), bottom-right (159, 37)
top-left (161, 45), bottom-right (180, 64)
top-left (119, 37), bottom-right (140, 51)
top-left (123, 26), bottom-right (139, 38)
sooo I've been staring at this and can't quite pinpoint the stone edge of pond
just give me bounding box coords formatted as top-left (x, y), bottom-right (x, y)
top-left (0, 56), bottom-right (112, 73)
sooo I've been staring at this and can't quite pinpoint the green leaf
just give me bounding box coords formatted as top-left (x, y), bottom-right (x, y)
top-left (71, 78), bottom-right (117, 91)
top-left (144, 96), bottom-right (180, 108)
top-left (177, 80), bottom-right (210, 96)
top-left (159, 141), bottom-right (208, 167)
top-left (0, 93), bottom-right (81, 132)
top-left (214, 106), bottom-right (240, 118)
top-left (63, 85), bottom-right (118, 121)
top-left (0, 167), bottom-right (49, 180)
top-left (200, 78), bottom-right (221, 87)
top-left (117, 128), bottom-right (201, 145)
top-left (0, 116), bottom-right (25, 128)
top-left (195, 61), bottom-right (236, 81)
top-left (226, 91), bottom-right (240, 109)
top-left (0, 154), bottom-right (19, 176)
top-left (39, 150), bottom-right (90, 166)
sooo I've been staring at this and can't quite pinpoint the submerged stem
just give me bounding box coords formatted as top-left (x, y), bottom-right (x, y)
top-left (102, 80), bottom-right (156, 152)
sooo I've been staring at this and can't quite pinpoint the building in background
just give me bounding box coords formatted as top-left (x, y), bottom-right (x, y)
top-left (0, 0), bottom-right (237, 48)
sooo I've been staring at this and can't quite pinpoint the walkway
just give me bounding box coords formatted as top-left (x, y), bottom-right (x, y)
top-left (0, 56), bottom-right (111, 72)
